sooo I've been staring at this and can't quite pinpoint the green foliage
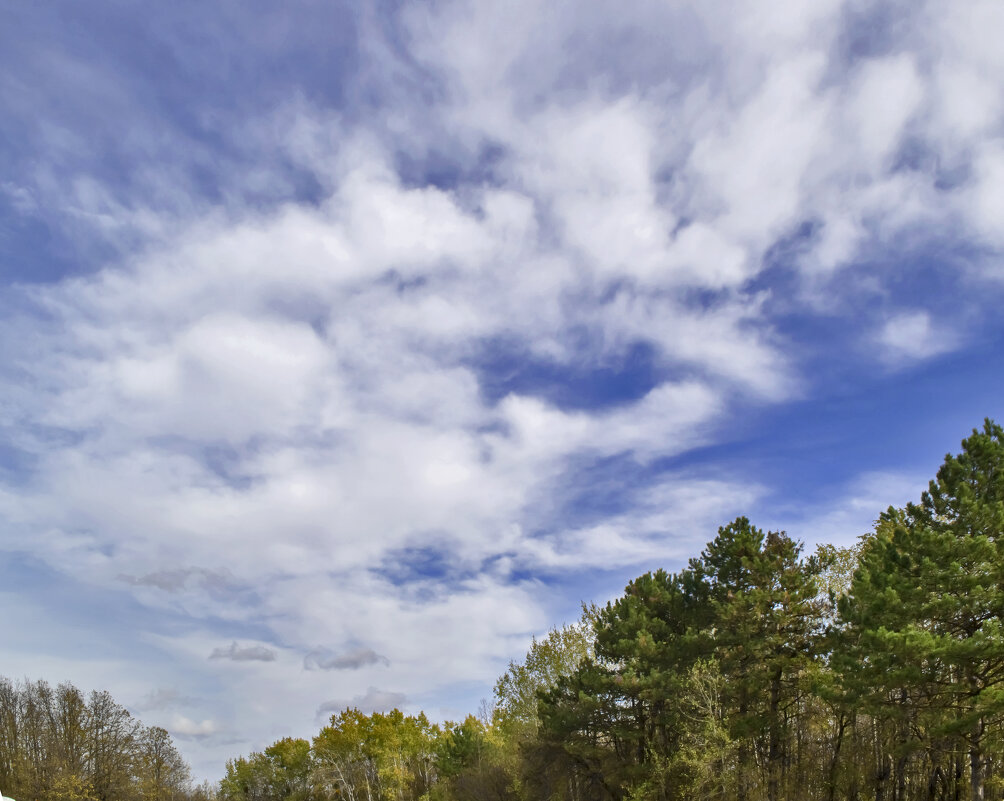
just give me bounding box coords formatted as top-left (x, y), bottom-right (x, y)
top-left (432, 718), bottom-right (514, 801)
top-left (220, 739), bottom-right (314, 801)
top-left (436, 717), bottom-right (486, 779)
top-left (311, 708), bottom-right (439, 801)
top-left (492, 605), bottom-right (596, 742)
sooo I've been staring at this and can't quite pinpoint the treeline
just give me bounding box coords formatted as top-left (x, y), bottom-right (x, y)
top-left (219, 420), bottom-right (1004, 801)
top-left (0, 677), bottom-right (194, 801)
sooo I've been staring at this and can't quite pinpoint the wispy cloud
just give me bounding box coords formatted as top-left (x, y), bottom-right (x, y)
top-left (135, 687), bottom-right (201, 712)
top-left (304, 647), bottom-right (390, 671)
top-left (209, 642), bottom-right (277, 663)
top-left (119, 568), bottom-right (238, 594)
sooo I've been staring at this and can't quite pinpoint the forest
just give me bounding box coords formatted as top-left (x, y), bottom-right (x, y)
top-left (217, 420), bottom-right (1004, 801)
top-left (0, 676), bottom-right (201, 801)
top-left (5, 420), bottom-right (1004, 801)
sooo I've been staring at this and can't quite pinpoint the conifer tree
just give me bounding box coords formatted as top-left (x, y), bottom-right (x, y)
top-left (839, 420), bottom-right (1004, 801)
top-left (694, 518), bottom-right (827, 801)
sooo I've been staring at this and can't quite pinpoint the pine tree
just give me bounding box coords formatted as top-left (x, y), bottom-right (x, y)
top-left (694, 518), bottom-right (827, 801)
top-left (839, 420), bottom-right (1004, 801)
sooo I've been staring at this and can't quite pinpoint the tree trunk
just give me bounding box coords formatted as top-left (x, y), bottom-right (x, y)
top-left (767, 668), bottom-right (782, 801)
top-left (971, 717), bottom-right (985, 801)
top-left (876, 753), bottom-right (891, 801)
top-left (895, 754), bottom-right (907, 801)
top-left (826, 712), bottom-right (847, 801)
top-left (737, 690), bottom-right (749, 801)
top-left (927, 764), bottom-right (944, 801)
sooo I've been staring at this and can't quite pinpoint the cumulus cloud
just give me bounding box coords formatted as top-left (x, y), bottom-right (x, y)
top-left (209, 642), bottom-right (277, 663)
top-left (304, 647), bottom-right (390, 671)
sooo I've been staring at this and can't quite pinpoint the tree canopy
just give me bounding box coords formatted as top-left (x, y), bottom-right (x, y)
top-left (0, 678), bottom-right (192, 801)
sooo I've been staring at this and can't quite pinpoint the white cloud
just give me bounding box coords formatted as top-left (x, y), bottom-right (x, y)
top-left (845, 55), bottom-right (924, 172)
top-left (968, 143), bottom-right (1004, 252)
top-left (170, 715), bottom-right (219, 739)
top-left (690, 51), bottom-right (832, 247)
top-left (522, 476), bottom-right (765, 570)
top-left (875, 310), bottom-right (959, 365)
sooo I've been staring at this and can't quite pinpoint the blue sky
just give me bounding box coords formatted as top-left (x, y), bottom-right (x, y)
top-left (3, 0), bottom-right (1004, 782)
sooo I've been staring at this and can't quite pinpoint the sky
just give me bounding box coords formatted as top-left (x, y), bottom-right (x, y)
top-left (2, 0), bottom-right (1004, 783)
